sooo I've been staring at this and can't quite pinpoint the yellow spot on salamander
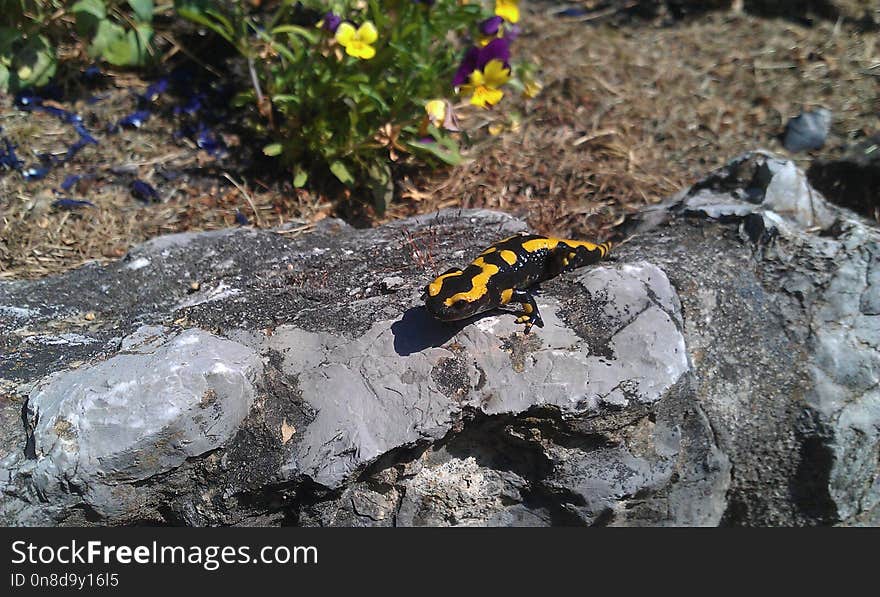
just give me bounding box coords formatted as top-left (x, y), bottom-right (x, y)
top-left (443, 257), bottom-right (499, 306)
top-left (521, 237), bottom-right (561, 253)
top-left (499, 250), bottom-right (517, 265)
top-left (522, 303), bottom-right (534, 315)
top-left (428, 269), bottom-right (463, 297)
top-left (480, 246), bottom-right (498, 255)
top-left (522, 237), bottom-right (612, 259)
top-left (500, 288), bottom-right (514, 304)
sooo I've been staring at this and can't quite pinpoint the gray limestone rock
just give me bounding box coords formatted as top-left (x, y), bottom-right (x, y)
top-left (783, 109), bottom-right (832, 153)
top-left (1, 329), bottom-right (261, 524)
top-left (1, 151), bottom-right (878, 526)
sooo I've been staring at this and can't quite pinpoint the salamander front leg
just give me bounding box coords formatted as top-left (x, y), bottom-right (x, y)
top-left (510, 290), bottom-right (544, 334)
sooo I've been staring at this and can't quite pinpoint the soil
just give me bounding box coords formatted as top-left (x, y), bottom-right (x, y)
top-left (1, 4), bottom-right (878, 279)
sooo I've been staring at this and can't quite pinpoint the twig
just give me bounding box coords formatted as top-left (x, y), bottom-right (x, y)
top-left (109, 151), bottom-right (191, 170)
top-left (248, 57), bottom-right (265, 107)
top-left (552, 1), bottom-right (639, 23)
top-left (274, 223), bottom-right (316, 236)
top-left (223, 173), bottom-right (265, 228)
top-left (573, 129), bottom-right (618, 147)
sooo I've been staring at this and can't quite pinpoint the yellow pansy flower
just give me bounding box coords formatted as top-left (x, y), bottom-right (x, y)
top-left (335, 21), bottom-right (378, 60)
top-left (495, 0), bottom-right (520, 24)
top-left (460, 60), bottom-right (511, 108)
top-left (425, 100), bottom-right (448, 128)
top-left (523, 77), bottom-right (543, 98)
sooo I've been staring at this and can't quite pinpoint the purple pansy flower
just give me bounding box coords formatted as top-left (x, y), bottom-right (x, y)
top-left (479, 16), bottom-right (504, 37)
top-left (452, 47), bottom-right (480, 88)
top-left (452, 38), bottom-right (511, 88)
top-left (321, 12), bottom-right (342, 33)
top-left (480, 38), bottom-right (511, 67)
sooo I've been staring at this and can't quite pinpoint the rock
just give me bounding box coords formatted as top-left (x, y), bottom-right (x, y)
top-left (1, 152), bottom-right (879, 526)
top-left (3, 329), bottom-right (260, 524)
top-left (549, 1), bottom-right (731, 22)
top-left (744, 0), bottom-right (879, 27)
top-left (545, 1), bottom-right (878, 27)
top-left (647, 150), bottom-right (880, 524)
top-left (783, 108), bottom-right (832, 153)
top-left (379, 276), bottom-right (405, 292)
top-left (808, 133), bottom-right (880, 220)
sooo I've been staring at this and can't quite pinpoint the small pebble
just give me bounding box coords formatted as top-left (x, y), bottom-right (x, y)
top-left (380, 276), bottom-right (405, 292)
top-left (783, 108), bottom-right (832, 153)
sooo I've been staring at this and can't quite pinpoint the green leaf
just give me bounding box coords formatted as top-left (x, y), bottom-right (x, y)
top-left (367, 161), bottom-right (393, 215)
top-left (408, 136), bottom-right (462, 166)
top-left (91, 20), bottom-right (153, 66)
top-left (231, 91), bottom-right (254, 108)
top-left (271, 94), bottom-right (301, 106)
top-left (357, 84), bottom-right (389, 111)
top-left (71, 0), bottom-right (106, 19)
top-left (71, 0), bottom-right (106, 35)
top-left (329, 160), bottom-right (354, 186)
top-left (0, 27), bottom-right (23, 56)
top-left (293, 166), bottom-right (308, 188)
top-left (101, 39), bottom-right (134, 65)
top-left (12, 35), bottom-right (57, 89)
top-left (271, 25), bottom-right (318, 44)
top-left (128, 0), bottom-right (155, 22)
top-left (128, 23), bottom-right (154, 64)
top-left (174, 0), bottom-right (235, 44)
top-left (263, 143), bottom-right (283, 156)
top-left (89, 19), bottom-right (126, 59)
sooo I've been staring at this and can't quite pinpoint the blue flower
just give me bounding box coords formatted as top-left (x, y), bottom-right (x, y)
top-left (53, 198), bottom-right (95, 210)
top-left (23, 167), bottom-right (50, 181)
top-left (131, 180), bottom-right (159, 202)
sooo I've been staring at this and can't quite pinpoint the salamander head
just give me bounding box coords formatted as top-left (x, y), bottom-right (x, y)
top-left (423, 267), bottom-right (491, 321)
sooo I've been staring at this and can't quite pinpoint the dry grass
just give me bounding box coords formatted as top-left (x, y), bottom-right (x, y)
top-left (396, 10), bottom-right (879, 239)
top-left (2, 9), bottom-right (878, 279)
top-left (0, 74), bottom-right (330, 279)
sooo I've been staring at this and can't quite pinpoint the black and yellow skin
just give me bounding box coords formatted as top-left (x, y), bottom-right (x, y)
top-left (423, 235), bottom-right (613, 333)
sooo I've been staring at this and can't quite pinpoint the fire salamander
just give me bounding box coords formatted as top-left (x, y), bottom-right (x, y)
top-left (424, 235), bottom-right (613, 333)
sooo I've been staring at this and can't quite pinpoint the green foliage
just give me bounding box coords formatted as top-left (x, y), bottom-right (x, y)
top-left (177, 0), bottom-right (490, 213)
top-left (72, 0), bottom-right (156, 67)
top-left (1, 0), bottom-right (537, 215)
top-left (0, 0), bottom-right (157, 93)
top-left (0, 1), bottom-right (61, 91)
